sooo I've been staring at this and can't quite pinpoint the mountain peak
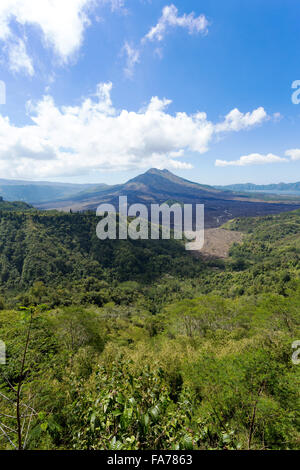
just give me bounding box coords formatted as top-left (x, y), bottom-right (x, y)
top-left (146, 168), bottom-right (172, 176)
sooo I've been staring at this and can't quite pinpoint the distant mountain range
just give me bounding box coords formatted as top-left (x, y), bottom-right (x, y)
top-left (35, 168), bottom-right (300, 228)
top-left (0, 179), bottom-right (105, 204)
top-left (1, 169), bottom-right (300, 227)
top-left (216, 182), bottom-right (300, 193)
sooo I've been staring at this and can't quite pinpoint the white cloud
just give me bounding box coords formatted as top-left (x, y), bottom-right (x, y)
top-left (215, 153), bottom-right (288, 167)
top-left (215, 107), bottom-right (268, 133)
top-left (0, 0), bottom-right (125, 74)
top-left (122, 41), bottom-right (140, 78)
top-left (0, 82), bottom-right (270, 178)
top-left (7, 38), bottom-right (34, 76)
top-left (0, 0), bottom-right (96, 62)
top-left (168, 160), bottom-right (193, 170)
top-left (143, 4), bottom-right (208, 42)
top-left (285, 149), bottom-right (300, 161)
top-left (121, 5), bottom-right (208, 78)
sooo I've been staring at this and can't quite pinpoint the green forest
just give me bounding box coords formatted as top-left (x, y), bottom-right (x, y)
top-left (0, 201), bottom-right (299, 450)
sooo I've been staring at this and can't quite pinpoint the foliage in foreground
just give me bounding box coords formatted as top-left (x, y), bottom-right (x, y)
top-left (0, 288), bottom-right (299, 450)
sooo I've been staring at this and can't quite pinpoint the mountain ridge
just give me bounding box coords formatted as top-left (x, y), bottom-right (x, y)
top-left (36, 168), bottom-right (300, 228)
top-left (0, 179), bottom-right (106, 204)
top-left (217, 181), bottom-right (300, 192)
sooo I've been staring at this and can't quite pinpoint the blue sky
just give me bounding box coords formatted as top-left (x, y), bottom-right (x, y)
top-left (0, 0), bottom-right (300, 185)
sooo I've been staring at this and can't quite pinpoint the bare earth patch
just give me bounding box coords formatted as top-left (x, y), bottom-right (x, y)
top-left (193, 228), bottom-right (244, 259)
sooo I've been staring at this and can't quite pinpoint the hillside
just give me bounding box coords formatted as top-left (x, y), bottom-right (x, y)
top-left (0, 206), bottom-right (299, 450)
top-left (0, 208), bottom-right (204, 292)
top-left (37, 169), bottom-right (300, 228)
top-left (0, 203), bottom-right (300, 301)
top-left (0, 197), bottom-right (32, 211)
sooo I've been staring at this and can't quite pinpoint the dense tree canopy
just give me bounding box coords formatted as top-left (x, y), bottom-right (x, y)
top-left (0, 206), bottom-right (299, 450)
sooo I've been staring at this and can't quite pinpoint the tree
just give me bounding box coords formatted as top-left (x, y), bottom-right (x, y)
top-left (0, 307), bottom-right (37, 450)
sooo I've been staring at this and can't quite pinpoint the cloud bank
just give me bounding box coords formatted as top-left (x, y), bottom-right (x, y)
top-left (0, 82), bottom-right (269, 179)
